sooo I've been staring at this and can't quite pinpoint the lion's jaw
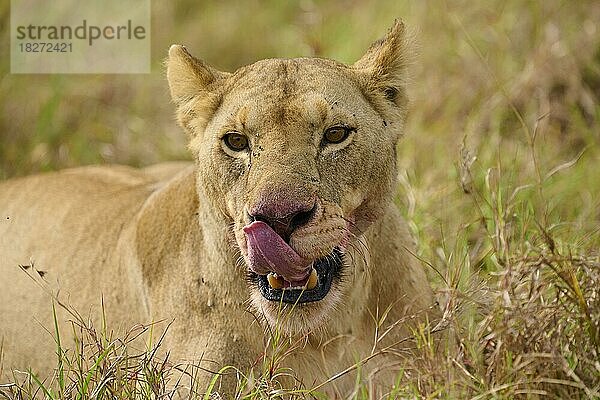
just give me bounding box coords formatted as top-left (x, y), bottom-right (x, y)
top-left (167, 21), bottom-right (410, 334)
top-left (236, 197), bottom-right (352, 334)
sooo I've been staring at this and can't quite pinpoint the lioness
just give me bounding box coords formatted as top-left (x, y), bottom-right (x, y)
top-left (0, 20), bottom-right (438, 395)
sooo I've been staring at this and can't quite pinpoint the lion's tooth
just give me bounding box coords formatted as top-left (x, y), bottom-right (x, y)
top-left (267, 273), bottom-right (284, 289)
top-left (306, 268), bottom-right (318, 290)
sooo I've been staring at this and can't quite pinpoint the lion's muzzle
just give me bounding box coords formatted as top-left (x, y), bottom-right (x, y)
top-left (243, 220), bottom-right (313, 285)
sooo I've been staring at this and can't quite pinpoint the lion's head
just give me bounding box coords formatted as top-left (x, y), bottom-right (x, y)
top-left (167, 21), bottom-right (410, 333)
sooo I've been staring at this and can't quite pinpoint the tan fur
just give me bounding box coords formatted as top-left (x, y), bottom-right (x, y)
top-left (0, 20), bottom-right (438, 396)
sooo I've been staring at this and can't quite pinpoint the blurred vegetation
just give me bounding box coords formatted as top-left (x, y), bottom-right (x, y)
top-left (1, 0), bottom-right (599, 398)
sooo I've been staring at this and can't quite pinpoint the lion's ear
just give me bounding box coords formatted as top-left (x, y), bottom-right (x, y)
top-left (166, 44), bottom-right (226, 105)
top-left (166, 45), bottom-right (229, 136)
top-left (352, 19), bottom-right (410, 108)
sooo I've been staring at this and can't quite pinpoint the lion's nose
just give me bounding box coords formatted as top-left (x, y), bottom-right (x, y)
top-left (248, 200), bottom-right (317, 242)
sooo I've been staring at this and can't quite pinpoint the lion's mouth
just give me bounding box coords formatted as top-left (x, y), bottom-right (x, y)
top-left (250, 248), bottom-right (343, 304)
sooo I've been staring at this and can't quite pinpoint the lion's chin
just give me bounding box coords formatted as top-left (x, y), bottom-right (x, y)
top-left (249, 286), bottom-right (343, 336)
top-left (246, 248), bottom-right (345, 334)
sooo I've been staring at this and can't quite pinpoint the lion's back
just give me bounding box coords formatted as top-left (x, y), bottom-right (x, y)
top-left (0, 163), bottom-right (189, 379)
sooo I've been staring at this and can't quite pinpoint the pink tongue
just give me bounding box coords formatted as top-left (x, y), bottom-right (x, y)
top-left (243, 221), bottom-right (312, 282)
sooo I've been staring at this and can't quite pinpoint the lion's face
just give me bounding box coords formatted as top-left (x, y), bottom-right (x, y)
top-left (167, 21), bottom-right (409, 333)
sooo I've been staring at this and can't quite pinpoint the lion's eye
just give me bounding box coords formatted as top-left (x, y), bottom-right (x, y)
top-left (223, 132), bottom-right (249, 152)
top-left (323, 126), bottom-right (352, 145)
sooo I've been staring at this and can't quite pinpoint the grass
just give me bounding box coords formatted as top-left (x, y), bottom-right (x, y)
top-left (1, 0), bottom-right (599, 398)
